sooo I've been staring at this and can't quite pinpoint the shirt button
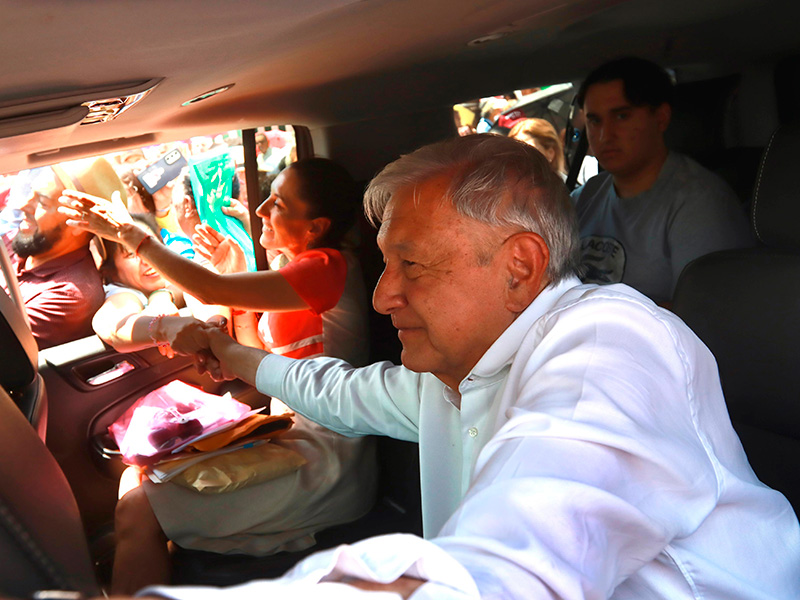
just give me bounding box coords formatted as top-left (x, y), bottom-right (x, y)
top-left (468, 427), bottom-right (478, 438)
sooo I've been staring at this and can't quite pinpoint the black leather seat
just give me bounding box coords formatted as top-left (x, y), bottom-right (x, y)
top-left (0, 383), bottom-right (100, 597)
top-left (672, 121), bottom-right (800, 514)
top-left (0, 245), bottom-right (98, 596)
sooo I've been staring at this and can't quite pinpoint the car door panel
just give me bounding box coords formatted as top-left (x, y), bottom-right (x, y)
top-left (39, 336), bottom-right (237, 538)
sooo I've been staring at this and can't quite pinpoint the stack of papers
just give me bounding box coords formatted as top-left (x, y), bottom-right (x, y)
top-left (146, 437), bottom-right (268, 483)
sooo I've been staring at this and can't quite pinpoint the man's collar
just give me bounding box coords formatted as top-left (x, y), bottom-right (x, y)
top-left (611, 149), bottom-right (674, 199)
top-left (17, 247), bottom-right (92, 277)
top-left (468, 275), bottom-right (583, 380)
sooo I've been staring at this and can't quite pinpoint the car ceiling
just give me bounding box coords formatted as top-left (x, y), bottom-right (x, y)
top-left (1, 0), bottom-right (798, 174)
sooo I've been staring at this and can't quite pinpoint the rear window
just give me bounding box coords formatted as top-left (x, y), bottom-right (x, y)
top-left (454, 83), bottom-right (599, 186)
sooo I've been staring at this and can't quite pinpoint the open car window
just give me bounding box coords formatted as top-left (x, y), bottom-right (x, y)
top-left (0, 125), bottom-right (298, 349)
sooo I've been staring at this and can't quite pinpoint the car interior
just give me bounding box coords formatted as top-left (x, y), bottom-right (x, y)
top-left (1, 0), bottom-right (799, 596)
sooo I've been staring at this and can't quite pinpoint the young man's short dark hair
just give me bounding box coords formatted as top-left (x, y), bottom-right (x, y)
top-left (576, 57), bottom-right (674, 109)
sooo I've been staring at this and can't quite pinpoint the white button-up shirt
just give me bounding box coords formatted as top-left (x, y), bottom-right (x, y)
top-left (144, 277), bottom-right (800, 599)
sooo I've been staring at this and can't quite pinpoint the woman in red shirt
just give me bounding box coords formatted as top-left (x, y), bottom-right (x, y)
top-left (61, 158), bottom-right (373, 594)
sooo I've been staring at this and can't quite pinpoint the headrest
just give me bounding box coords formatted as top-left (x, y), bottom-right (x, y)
top-left (52, 157), bottom-right (127, 203)
top-left (751, 122), bottom-right (800, 248)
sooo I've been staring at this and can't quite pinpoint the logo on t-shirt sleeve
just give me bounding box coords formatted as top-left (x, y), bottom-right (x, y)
top-left (580, 236), bottom-right (626, 285)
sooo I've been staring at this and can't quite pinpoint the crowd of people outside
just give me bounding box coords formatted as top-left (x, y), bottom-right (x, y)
top-left (60, 157), bottom-right (375, 594)
top-left (0, 126), bottom-right (296, 349)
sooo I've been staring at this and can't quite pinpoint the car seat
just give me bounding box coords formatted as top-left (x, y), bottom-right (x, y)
top-left (0, 240), bottom-right (100, 596)
top-left (0, 383), bottom-right (100, 597)
top-left (672, 121), bottom-right (800, 515)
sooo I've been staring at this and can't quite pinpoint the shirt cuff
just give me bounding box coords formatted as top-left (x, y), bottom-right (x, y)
top-left (288, 533), bottom-right (480, 599)
top-left (137, 534), bottom-right (479, 599)
top-left (255, 352), bottom-right (295, 398)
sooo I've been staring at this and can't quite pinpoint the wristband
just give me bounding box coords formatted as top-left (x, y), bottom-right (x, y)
top-left (147, 314), bottom-right (170, 349)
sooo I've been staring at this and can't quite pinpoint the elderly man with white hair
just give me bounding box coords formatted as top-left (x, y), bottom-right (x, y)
top-left (62, 134), bottom-right (799, 600)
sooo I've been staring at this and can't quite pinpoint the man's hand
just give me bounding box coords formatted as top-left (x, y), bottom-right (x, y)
top-left (343, 576), bottom-right (425, 598)
top-left (162, 315), bottom-right (241, 382)
top-left (195, 324), bottom-right (242, 381)
top-left (154, 315), bottom-right (267, 384)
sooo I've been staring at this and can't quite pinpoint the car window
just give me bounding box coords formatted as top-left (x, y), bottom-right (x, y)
top-left (0, 125), bottom-right (298, 348)
top-left (454, 84), bottom-right (598, 187)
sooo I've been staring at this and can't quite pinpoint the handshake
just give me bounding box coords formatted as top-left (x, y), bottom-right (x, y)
top-left (153, 315), bottom-right (247, 382)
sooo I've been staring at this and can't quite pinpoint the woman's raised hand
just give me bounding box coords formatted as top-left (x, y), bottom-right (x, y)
top-left (58, 190), bottom-right (140, 243)
top-left (193, 224), bottom-right (248, 274)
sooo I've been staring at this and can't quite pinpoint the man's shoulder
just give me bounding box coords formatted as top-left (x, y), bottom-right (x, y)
top-left (530, 282), bottom-right (688, 346)
top-left (27, 247), bottom-right (97, 275)
top-left (665, 152), bottom-right (739, 199)
top-left (570, 171), bottom-right (611, 200)
top-left (571, 170), bottom-right (613, 204)
top-left (23, 249), bottom-right (103, 298)
top-left (545, 282), bottom-right (657, 317)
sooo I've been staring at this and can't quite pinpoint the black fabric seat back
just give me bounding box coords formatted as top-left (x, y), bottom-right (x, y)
top-left (0, 385), bottom-right (100, 597)
top-left (672, 122), bottom-right (800, 514)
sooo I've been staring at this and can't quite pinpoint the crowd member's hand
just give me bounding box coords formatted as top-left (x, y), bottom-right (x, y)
top-left (195, 324), bottom-right (240, 381)
top-left (157, 315), bottom-right (224, 356)
top-left (221, 197), bottom-right (251, 231)
top-left (143, 295), bottom-right (182, 357)
top-left (177, 191), bottom-right (202, 233)
top-left (58, 190), bottom-right (142, 244)
top-left (193, 224), bottom-right (248, 274)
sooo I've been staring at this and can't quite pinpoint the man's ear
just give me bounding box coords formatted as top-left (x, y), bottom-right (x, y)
top-left (655, 102), bottom-right (671, 133)
top-left (88, 236), bottom-right (105, 269)
top-left (504, 232), bottom-right (550, 313)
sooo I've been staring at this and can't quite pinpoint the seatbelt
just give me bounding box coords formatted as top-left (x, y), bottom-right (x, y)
top-left (564, 93), bottom-right (589, 192)
top-left (565, 130), bottom-right (588, 192)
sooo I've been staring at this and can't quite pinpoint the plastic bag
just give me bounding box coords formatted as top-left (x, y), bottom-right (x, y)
top-left (109, 380), bottom-right (254, 466)
top-left (171, 440), bottom-right (307, 494)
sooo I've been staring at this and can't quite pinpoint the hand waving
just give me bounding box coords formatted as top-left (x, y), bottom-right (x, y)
top-left (193, 224), bottom-right (248, 274)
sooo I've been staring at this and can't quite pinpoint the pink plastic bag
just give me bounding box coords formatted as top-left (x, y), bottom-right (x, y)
top-left (109, 380), bottom-right (253, 466)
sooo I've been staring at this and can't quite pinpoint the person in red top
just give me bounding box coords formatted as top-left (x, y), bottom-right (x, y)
top-left (59, 158), bottom-right (373, 594)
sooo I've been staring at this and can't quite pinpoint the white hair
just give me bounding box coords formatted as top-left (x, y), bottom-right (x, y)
top-left (364, 134), bottom-right (582, 282)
